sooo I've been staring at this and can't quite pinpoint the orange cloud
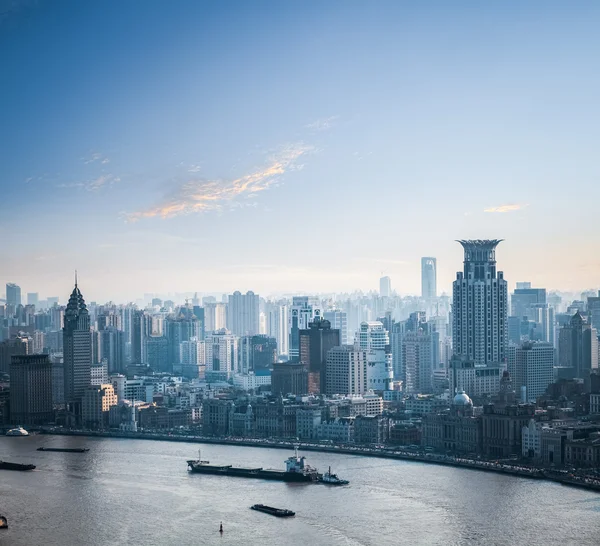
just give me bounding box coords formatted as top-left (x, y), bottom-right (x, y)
top-left (127, 144), bottom-right (311, 221)
top-left (483, 203), bottom-right (528, 213)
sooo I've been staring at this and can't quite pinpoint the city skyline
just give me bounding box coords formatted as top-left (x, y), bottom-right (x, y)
top-left (2, 1), bottom-right (600, 300)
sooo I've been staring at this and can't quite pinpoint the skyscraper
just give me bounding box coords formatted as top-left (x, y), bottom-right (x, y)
top-left (507, 342), bottom-right (554, 403)
top-left (165, 314), bottom-right (200, 374)
top-left (27, 292), bottom-right (39, 307)
top-left (356, 321), bottom-right (393, 391)
top-left (63, 280), bottom-right (92, 405)
top-left (402, 328), bottom-right (435, 394)
top-left (421, 258), bottom-right (437, 300)
top-left (6, 283), bottom-right (21, 307)
top-left (511, 285), bottom-right (547, 320)
top-left (227, 290), bottom-right (260, 336)
top-left (265, 300), bottom-right (289, 357)
top-left (452, 240), bottom-right (508, 367)
top-left (379, 276), bottom-right (392, 298)
top-left (324, 310), bottom-right (348, 345)
top-left (325, 345), bottom-right (368, 396)
top-left (288, 296), bottom-right (321, 360)
top-left (558, 312), bottom-right (598, 380)
top-left (239, 335), bottom-right (277, 374)
top-left (299, 318), bottom-right (340, 393)
top-left (205, 329), bottom-right (239, 381)
top-left (10, 354), bottom-right (54, 425)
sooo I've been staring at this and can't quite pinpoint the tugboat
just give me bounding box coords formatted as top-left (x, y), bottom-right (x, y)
top-left (321, 466), bottom-right (349, 485)
top-left (6, 426), bottom-right (29, 437)
top-left (0, 515), bottom-right (7, 529)
top-left (187, 446), bottom-right (320, 482)
top-left (251, 504), bottom-right (295, 517)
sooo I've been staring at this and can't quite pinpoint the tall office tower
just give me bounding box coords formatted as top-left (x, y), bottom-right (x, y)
top-left (131, 310), bottom-right (152, 364)
top-left (511, 284), bottom-right (547, 320)
top-left (165, 315), bottom-right (200, 373)
top-left (227, 290), bottom-right (260, 336)
top-left (452, 240), bottom-right (508, 367)
top-left (325, 345), bottom-right (368, 396)
top-left (507, 342), bottom-right (555, 403)
top-left (587, 291), bottom-right (600, 331)
top-left (239, 335), bottom-right (277, 374)
top-left (192, 305), bottom-right (205, 340)
top-left (558, 312), bottom-right (599, 380)
top-left (421, 257), bottom-right (437, 300)
top-left (532, 304), bottom-right (556, 346)
top-left (50, 305), bottom-right (65, 331)
top-left (10, 354), bottom-right (54, 425)
top-left (63, 280), bottom-right (92, 405)
top-left (379, 276), bottom-right (392, 298)
top-left (324, 310), bottom-right (348, 345)
top-left (204, 302), bottom-right (227, 333)
top-left (265, 301), bottom-right (289, 357)
top-left (6, 283), bottom-right (21, 307)
top-left (356, 321), bottom-right (393, 391)
top-left (98, 327), bottom-right (125, 374)
top-left (288, 296), bottom-right (322, 360)
top-left (145, 336), bottom-right (168, 371)
top-left (402, 329), bottom-right (435, 394)
top-left (97, 312), bottom-right (122, 331)
top-left (0, 334), bottom-right (31, 374)
top-left (299, 318), bottom-right (340, 393)
top-left (180, 339), bottom-right (205, 378)
top-left (27, 293), bottom-right (39, 307)
top-left (205, 329), bottom-right (239, 381)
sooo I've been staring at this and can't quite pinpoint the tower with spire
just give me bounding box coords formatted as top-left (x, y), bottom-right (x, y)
top-left (63, 273), bottom-right (92, 408)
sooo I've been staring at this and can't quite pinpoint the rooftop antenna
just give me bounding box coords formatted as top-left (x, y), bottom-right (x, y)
top-left (75, 270), bottom-right (78, 288)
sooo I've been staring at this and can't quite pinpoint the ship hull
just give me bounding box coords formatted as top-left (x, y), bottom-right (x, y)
top-left (187, 463), bottom-right (319, 482)
top-left (0, 461), bottom-right (36, 471)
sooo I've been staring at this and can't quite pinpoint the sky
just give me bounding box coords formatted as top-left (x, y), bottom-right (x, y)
top-left (2, 0), bottom-right (600, 303)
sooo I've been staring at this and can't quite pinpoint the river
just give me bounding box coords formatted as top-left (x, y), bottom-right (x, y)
top-left (0, 434), bottom-right (599, 545)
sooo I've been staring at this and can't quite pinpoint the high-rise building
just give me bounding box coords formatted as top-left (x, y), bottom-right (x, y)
top-left (587, 291), bottom-right (600, 332)
top-left (532, 304), bottom-right (556, 346)
top-left (239, 335), bottom-right (277, 374)
top-left (325, 345), bottom-right (368, 396)
top-left (558, 312), bottom-right (599, 381)
top-left (10, 354), bottom-right (54, 425)
top-left (421, 258), bottom-right (437, 300)
top-left (180, 339), bottom-right (205, 378)
top-left (299, 318), bottom-right (340, 393)
top-left (81, 384), bottom-right (117, 428)
top-left (165, 315), bottom-right (200, 373)
top-left (192, 305), bottom-right (206, 340)
top-left (227, 291), bottom-right (260, 336)
top-left (402, 329), bottom-right (435, 394)
top-left (27, 292), bottom-right (39, 307)
top-left (324, 310), bottom-right (348, 345)
top-left (0, 334), bottom-right (31, 374)
top-left (511, 285), bottom-right (547, 320)
top-left (204, 302), bottom-right (227, 333)
top-left (205, 329), bottom-right (239, 382)
top-left (379, 276), bottom-right (392, 298)
top-left (98, 327), bottom-right (125, 374)
top-left (452, 240), bottom-right (508, 367)
top-left (356, 321), bottom-right (393, 391)
top-left (145, 336), bottom-right (168, 371)
top-left (63, 281), bottom-right (92, 405)
top-left (265, 301), bottom-right (289, 357)
top-left (6, 283), bottom-right (21, 307)
top-left (507, 342), bottom-right (554, 403)
top-left (131, 310), bottom-right (152, 364)
top-left (288, 296), bottom-right (321, 360)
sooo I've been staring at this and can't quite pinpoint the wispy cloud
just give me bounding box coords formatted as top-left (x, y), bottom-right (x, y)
top-left (57, 174), bottom-right (120, 191)
top-left (483, 203), bottom-right (528, 213)
top-left (305, 116), bottom-right (338, 131)
top-left (126, 143), bottom-right (312, 221)
top-left (83, 152), bottom-right (109, 164)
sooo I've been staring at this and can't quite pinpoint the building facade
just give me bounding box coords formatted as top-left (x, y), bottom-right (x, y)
top-left (325, 345), bottom-right (368, 396)
top-left (10, 354), bottom-right (54, 425)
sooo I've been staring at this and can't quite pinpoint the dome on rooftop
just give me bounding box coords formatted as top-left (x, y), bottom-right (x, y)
top-left (453, 391), bottom-right (472, 406)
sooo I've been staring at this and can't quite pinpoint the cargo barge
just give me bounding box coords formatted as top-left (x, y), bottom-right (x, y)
top-left (251, 504), bottom-right (295, 517)
top-left (187, 447), bottom-right (320, 482)
top-left (0, 461), bottom-right (36, 471)
top-left (37, 447), bottom-right (89, 453)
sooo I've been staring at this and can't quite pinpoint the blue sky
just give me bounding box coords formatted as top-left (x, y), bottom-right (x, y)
top-left (2, 0), bottom-right (599, 302)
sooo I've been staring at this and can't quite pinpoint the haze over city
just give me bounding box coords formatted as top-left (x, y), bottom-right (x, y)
top-left (2, 0), bottom-right (600, 302)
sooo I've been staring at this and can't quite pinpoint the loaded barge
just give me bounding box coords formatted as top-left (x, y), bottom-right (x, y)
top-left (251, 504), bottom-right (295, 517)
top-left (0, 461), bottom-right (36, 471)
top-left (187, 447), bottom-right (320, 482)
top-left (37, 447), bottom-right (89, 453)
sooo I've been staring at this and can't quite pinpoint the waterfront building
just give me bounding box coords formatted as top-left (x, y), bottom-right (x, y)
top-left (288, 296), bottom-right (321, 360)
top-left (63, 280), bottom-right (92, 406)
top-left (299, 318), bottom-right (340, 393)
top-left (421, 257), bottom-right (437, 300)
top-left (354, 415), bottom-right (389, 444)
top-left (227, 291), bottom-right (260, 336)
top-left (356, 321), bottom-right (393, 392)
top-left (325, 345), bottom-right (368, 396)
top-left (296, 407), bottom-right (323, 440)
top-left (507, 342), bottom-right (555, 403)
top-left (81, 383), bottom-right (117, 428)
top-left (315, 417), bottom-right (354, 443)
top-left (9, 354), bottom-right (53, 425)
top-left (271, 362), bottom-right (308, 395)
top-left (452, 240), bottom-right (508, 367)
